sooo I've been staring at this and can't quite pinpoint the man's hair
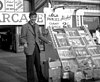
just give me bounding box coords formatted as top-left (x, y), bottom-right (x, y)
top-left (29, 11), bottom-right (37, 18)
top-left (96, 25), bottom-right (100, 31)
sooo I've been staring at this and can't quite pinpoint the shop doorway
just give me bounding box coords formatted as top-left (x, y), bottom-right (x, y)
top-left (0, 26), bottom-right (16, 52)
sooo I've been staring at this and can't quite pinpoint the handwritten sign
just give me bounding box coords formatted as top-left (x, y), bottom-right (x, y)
top-left (45, 8), bottom-right (73, 29)
top-left (46, 12), bottom-right (72, 29)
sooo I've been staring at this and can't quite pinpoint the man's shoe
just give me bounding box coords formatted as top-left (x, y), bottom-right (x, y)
top-left (44, 79), bottom-right (48, 82)
top-left (39, 79), bottom-right (48, 82)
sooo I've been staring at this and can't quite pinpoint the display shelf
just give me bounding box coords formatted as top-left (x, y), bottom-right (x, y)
top-left (81, 25), bottom-right (96, 45)
top-left (52, 28), bottom-right (65, 34)
top-left (87, 45), bottom-right (100, 57)
top-left (61, 59), bottom-right (78, 72)
top-left (92, 56), bottom-right (100, 68)
top-left (72, 46), bottom-right (91, 58)
top-left (67, 37), bottom-right (85, 46)
top-left (47, 25), bottom-right (100, 80)
top-left (82, 34), bottom-right (96, 45)
top-left (77, 26), bottom-right (96, 46)
top-left (48, 26), bottom-right (70, 48)
top-left (76, 57), bottom-right (94, 70)
top-left (48, 26), bottom-right (57, 48)
top-left (78, 29), bottom-right (88, 36)
top-left (82, 36), bottom-right (95, 46)
top-left (57, 48), bottom-right (75, 59)
top-left (45, 8), bottom-right (100, 81)
top-left (64, 28), bottom-right (80, 36)
top-left (53, 33), bottom-right (70, 48)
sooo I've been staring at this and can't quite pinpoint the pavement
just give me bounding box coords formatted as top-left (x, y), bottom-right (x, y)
top-left (0, 49), bottom-right (27, 82)
top-left (0, 49), bottom-right (46, 82)
top-left (0, 49), bottom-right (100, 82)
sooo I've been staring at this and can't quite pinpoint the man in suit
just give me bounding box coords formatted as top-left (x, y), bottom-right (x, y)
top-left (21, 11), bottom-right (51, 82)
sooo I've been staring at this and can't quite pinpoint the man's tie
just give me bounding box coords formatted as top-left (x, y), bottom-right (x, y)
top-left (32, 25), bottom-right (36, 38)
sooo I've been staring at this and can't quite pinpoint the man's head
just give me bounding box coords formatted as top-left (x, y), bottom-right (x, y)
top-left (29, 11), bottom-right (37, 25)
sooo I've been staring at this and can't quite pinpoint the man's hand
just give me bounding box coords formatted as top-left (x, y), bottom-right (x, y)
top-left (24, 43), bottom-right (27, 47)
top-left (48, 41), bottom-right (52, 45)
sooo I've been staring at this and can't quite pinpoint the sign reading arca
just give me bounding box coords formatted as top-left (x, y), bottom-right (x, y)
top-left (0, 0), bottom-right (45, 25)
top-left (0, 12), bottom-right (45, 25)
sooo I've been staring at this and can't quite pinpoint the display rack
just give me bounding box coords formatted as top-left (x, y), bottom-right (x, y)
top-left (47, 25), bottom-right (100, 80)
top-left (87, 45), bottom-right (100, 68)
top-left (72, 46), bottom-right (90, 58)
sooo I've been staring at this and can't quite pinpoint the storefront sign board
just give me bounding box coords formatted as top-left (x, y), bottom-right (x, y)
top-left (0, 12), bottom-right (45, 25)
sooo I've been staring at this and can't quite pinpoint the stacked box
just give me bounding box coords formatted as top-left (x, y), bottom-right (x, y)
top-left (74, 71), bottom-right (85, 82)
top-left (84, 69), bottom-right (93, 79)
top-left (49, 60), bottom-right (61, 82)
top-left (49, 77), bottom-right (61, 82)
top-left (49, 67), bottom-right (61, 78)
top-left (93, 68), bottom-right (100, 78)
top-left (87, 45), bottom-right (100, 56)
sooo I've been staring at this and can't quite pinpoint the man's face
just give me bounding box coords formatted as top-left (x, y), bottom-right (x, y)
top-left (30, 15), bottom-right (37, 25)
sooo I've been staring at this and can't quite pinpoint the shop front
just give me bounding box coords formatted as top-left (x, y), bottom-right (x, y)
top-left (42, 5), bottom-right (100, 81)
top-left (51, 0), bottom-right (100, 31)
top-left (0, 11), bottom-right (45, 52)
top-left (0, 12), bottom-right (29, 52)
top-left (0, 0), bottom-right (46, 52)
top-left (0, 0), bottom-right (27, 52)
top-left (83, 10), bottom-right (100, 36)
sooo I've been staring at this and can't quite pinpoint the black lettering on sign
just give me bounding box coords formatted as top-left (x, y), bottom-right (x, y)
top-left (0, 1), bottom-right (3, 10)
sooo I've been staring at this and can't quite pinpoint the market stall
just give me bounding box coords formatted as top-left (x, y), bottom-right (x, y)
top-left (43, 7), bottom-right (100, 82)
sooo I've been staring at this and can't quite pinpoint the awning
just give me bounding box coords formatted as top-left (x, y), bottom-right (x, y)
top-left (52, 0), bottom-right (100, 4)
top-left (84, 10), bottom-right (100, 16)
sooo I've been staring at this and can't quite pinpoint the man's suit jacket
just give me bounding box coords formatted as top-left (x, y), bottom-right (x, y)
top-left (21, 22), bottom-right (49, 55)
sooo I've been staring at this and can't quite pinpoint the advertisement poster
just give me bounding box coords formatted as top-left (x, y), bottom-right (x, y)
top-left (6, 0), bottom-right (15, 12)
top-left (15, 0), bottom-right (23, 12)
top-left (0, 0), bottom-right (23, 12)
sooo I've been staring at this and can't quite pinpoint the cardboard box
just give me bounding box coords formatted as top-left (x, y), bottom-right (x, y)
top-left (49, 59), bottom-right (61, 68)
top-left (93, 68), bottom-right (100, 78)
top-left (49, 78), bottom-right (61, 82)
top-left (49, 67), bottom-right (61, 78)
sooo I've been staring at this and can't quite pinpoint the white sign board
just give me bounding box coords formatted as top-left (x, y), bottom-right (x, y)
top-left (36, 13), bottom-right (45, 25)
top-left (0, 12), bottom-right (45, 25)
top-left (0, 0), bottom-right (23, 12)
top-left (15, 0), bottom-right (23, 12)
top-left (45, 12), bottom-right (72, 29)
top-left (44, 8), bottom-right (73, 29)
top-left (6, 0), bottom-right (15, 12)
